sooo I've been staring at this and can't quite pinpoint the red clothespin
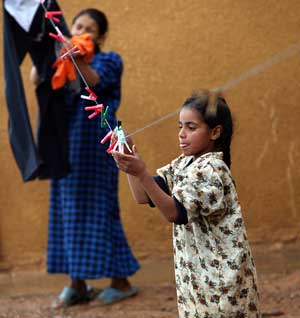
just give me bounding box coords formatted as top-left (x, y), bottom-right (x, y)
top-left (100, 130), bottom-right (113, 144)
top-left (84, 104), bottom-right (104, 119)
top-left (60, 46), bottom-right (80, 60)
top-left (80, 87), bottom-right (98, 101)
top-left (49, 26), bottom-right (66, 43)
top-left (45, 11), bottom-right (62, 23)
top-left (106, 139), bottom-right (118, 154)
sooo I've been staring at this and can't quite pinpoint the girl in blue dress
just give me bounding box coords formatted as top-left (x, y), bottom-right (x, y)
top-left (47, 8), bottom-right (139, 308)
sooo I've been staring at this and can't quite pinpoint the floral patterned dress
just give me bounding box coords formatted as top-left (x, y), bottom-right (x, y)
top-left (157, 152), bottom-right (260, 318)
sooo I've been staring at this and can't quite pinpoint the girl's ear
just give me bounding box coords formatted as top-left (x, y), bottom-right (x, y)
top-left (210, 125), bottom-right (222, 141)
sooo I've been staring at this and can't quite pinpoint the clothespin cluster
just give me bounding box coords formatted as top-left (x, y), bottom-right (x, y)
top-left (101, 123), bottom-right (132, 154)
top-left (45, 10), bottom-right (77, 59)
top-left (82, 87), bottom-right (109, 127)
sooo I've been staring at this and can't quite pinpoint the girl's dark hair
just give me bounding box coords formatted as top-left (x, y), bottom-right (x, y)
top-left (72, 8), bottom-right (108, 52)
top-left (181, 89), bottom-right (234, 168)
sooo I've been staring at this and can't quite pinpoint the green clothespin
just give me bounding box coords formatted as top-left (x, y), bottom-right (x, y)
top-left (101, 106), bottom-right (109, 128)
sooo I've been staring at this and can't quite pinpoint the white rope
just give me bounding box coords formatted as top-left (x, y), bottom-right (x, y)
top-left (40, 1), bottom-right (300, 138)
top-left (126, 108), bottom-right (180, 137)
top-left (128, 43), bottom-right (300, 137)
top-left (213, 44), bottom-right (300, 93)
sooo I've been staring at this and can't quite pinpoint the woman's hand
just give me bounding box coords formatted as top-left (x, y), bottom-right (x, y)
top-left (112, 145), bottom-right (147, 179)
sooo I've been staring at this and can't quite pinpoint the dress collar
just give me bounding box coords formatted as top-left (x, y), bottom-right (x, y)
top-left (195, 151), bottom-right (223, 161)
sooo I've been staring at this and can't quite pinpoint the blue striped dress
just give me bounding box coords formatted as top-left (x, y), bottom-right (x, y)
top-left (47, 51), bottom-right (140, 279)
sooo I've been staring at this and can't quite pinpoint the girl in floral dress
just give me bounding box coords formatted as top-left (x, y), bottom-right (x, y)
top-left (112, 89), bottom-right (260, 318)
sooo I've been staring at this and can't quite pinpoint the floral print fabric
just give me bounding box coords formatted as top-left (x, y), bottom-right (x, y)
top-left (157, 152), bottom-right (260, 318)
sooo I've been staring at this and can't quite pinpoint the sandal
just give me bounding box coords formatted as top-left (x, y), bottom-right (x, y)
top-left (96, 286), bottom-right (139, 305)
top-left (86, 285), bottom-right (102, 301)
top-left (51, 285), bottom-right (100, 309)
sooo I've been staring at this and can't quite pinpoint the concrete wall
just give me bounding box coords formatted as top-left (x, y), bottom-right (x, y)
top-left (1, 0), bottom-right (300, 269)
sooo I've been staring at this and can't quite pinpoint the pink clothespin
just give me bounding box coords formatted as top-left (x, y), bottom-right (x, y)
top-left (49, 26), bottom-right (66, 43)
top-left (106, 139), bottom-right (118, 154)
top-left (80, 87), bottom-right (98, 101)
top-left (100, 130), bottom-right (113, 144)
top-left (84, 104), bottom-right (104, 119)
top-left (45, 11), bottom-right (62, 23)
top-left (60, 46), bottom-right (80, 60)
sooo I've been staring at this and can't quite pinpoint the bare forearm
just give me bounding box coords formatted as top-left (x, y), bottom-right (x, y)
top-left (127, 174), bottom-right (148, 204)
top-left (138, 171), bottom-right (178, 222)
top-left (111, 146), bottom-right (178, 221)
top-left (75, 59), bottom-right (100, 86)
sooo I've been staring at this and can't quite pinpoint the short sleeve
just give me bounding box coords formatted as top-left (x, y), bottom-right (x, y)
top-left (156, 163), bottom-right (174, 190)
top-left (90, 52), bottom-right (123, 94)
top-left (148, 176), bottom-right (170, 207)
top-left (149, 176), bottom-right (188, 225)
top-left (173, 163), bottom-right (225, 217)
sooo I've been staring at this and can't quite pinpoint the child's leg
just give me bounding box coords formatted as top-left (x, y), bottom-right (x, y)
top-left (94, 278), bottom-right (138, 304)
top-left (110, 277), bottom-right (131, 291)
top-left (71, 278), bottom-right (87, 295)
top-left (52, 278), bottom-right (88, 309)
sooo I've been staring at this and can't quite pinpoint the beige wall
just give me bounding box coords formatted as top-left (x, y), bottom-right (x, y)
top-left (1, 0), bottom-right (300, 269)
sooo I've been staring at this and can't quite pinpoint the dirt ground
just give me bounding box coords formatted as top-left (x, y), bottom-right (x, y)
top-left (0, 241), bottom-right (300, 318)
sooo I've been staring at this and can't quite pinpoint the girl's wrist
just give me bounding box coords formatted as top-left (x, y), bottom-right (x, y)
top-left (137, 169), bottom-right (150, 184)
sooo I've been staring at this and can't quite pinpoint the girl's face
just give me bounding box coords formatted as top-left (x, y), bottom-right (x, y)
top-left (178, 107), bottom-right (218, 158)
top-left (71, 14), bottom-right (101, 44)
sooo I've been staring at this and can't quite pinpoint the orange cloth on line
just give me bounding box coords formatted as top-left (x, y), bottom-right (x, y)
top-left (51, 33), bottom-right (95, 90)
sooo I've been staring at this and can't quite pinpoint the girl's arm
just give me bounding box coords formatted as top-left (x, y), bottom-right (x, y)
top-left (112, 146), bottom-right (179, 223)
top-left (137, 169), bottom-right (179, 223)
top-left (112, 136), bottom-right (149, 204)
top-left (113, 141), bottom-right (149, 203)
top-left (75, 57), bottom-right (100, 86)
top-left (127, 174), bottom-right (148, 204)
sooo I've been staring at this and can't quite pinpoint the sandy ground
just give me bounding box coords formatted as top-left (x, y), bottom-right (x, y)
top-left (0, 242), bottom-right (300, 318)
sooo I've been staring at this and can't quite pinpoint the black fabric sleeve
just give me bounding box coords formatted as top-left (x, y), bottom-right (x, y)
top-left (148, 176), bottom-right (188, 225)
top-left (173, 197), bottom-right (189, 225)
top-left (148, 176), bottom-right (169, 207)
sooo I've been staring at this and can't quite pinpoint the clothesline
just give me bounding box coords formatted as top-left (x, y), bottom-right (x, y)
top-left (127, 43), bottom-right (300, 137)
top-left (39, 1), bottom-right (300, 142)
